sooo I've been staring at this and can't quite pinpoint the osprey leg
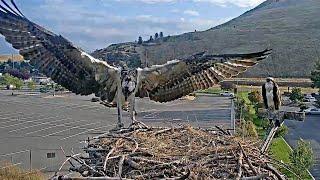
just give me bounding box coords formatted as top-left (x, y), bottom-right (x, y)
top-left (129, 96), bottom-right (136, 123)
top-left (129, 96), bottom-right (148, 128)
top-left (116, 78), bottom-right (124, 129)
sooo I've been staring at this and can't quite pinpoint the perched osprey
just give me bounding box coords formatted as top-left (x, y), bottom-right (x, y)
top-left (262, 77), bottom-right (281, 111)
top-left (0, 1), bottom-right (272, 128)
top-left (262, 77), bottom-right (281, 127)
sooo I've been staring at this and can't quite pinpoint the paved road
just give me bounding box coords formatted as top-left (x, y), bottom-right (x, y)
top-left (285, 115), bottom-right (320, 178)
top-left (0, 91), bottom-right (232, 176)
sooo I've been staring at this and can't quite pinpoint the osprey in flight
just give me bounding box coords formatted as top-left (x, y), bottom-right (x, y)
top-left (0, 1), bottom-right (272, 128)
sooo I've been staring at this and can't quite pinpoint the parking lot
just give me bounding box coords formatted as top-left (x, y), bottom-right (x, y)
top-left (0, 91), bottom-right (232, 176)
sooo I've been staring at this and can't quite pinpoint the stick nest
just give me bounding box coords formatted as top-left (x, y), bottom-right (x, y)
top-left (59, 126), bottom-right (285, 179)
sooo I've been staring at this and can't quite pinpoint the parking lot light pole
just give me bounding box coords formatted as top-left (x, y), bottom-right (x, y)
top-left (29, 149), bottom-right (32, 171)
top-left (230, 97), bottom-right (236, 135)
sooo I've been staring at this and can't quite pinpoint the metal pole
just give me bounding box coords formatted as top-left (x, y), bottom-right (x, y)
top-left (240, 106), bottom-right (244, 139)
top-left (12, 54), bottom-right (14, 69)
top-left (230, 98), bottom-right (235, 135)
top-left (29, 149), bottom-right (32, 171)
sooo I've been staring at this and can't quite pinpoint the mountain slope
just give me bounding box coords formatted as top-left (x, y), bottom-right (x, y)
top-left (92, 0), bottom-right (320, 77)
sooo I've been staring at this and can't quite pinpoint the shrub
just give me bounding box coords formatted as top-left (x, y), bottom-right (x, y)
top-left (220, 81), bottom-right (235, 91)
top-left (244, 121), bottom-right (258, 138)
top-left (0, 162), bottom-right (43, 180)
top-left (274, 125), bottom-right (288, 138)
top-left (248, 90), bottom-right (264, 112)
top-left (289, 87), bottom-right (304, 102)
top-left (27, 81), bottom-right (36, 90)
top-left (235, 98), bottom-right (252, 121)
top-left (289, 139), bottom-right (314, 177)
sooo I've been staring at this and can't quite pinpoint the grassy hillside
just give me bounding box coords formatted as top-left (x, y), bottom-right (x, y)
top-left (92, 0), bottom-right (320, 78)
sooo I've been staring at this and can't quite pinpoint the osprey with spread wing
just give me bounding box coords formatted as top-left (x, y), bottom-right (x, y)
top-left (0, 1), bottom-right (272, 128)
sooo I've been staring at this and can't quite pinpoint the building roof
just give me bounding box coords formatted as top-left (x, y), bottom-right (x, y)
top-left (0, 55), bottom-right (24, 62)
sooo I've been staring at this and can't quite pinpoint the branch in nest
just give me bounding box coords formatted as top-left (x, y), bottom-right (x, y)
top-left (235, 150), bottom-right (243, 180)
top-left (238, 142), bottom-right (258, 175)
top-left (241, 174), bottom-right (268, 180)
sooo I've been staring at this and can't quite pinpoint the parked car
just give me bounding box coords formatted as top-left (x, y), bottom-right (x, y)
top-left (220, 91), bottom-right (234, 97)
top-left (304, 95), bottom-right (317, 102)
top-left (6, 84), bottom-right (16, 90)
top-left (304, 108), bottom-right (320, 115)
top-left (91, 97), bottom-right (100, 102)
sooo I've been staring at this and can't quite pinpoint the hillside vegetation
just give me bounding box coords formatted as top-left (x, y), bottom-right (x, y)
top-left (92, 0), bottom-right (320, 78)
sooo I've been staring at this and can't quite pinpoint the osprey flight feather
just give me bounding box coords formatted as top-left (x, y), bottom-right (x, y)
top-left (0, 0), bottom-right (272, 128)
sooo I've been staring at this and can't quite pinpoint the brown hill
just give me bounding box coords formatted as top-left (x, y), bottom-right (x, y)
top-left (92, 0), bottom-right (320, 78)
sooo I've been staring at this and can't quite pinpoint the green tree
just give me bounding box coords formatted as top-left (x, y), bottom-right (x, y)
top-left (248, 90), bottom-right (263, 112)
top-left (27, 81), bottom-right (36, 90)
top-left (138, 36), bottom-right (143, 44)
top-left (311, 60), bottom-right (320, 89)
top-left (289, 139), bottom-right (314, 177)
top-left (290, 87), bottom-right (304, 102)
top-left (235, 98), bottom-right (252, 121)
top-left (1, 73), bottom-right (23, 89)
top-left (159, 32), bottom-right (163, 38)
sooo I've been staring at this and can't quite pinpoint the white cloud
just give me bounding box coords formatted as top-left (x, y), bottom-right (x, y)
top-left (115, 0), bottom-right (176, 4)
top-left (183, 10), bottom-right (200, 16)
top-left (192, 0), bottom-right (265, 7)
top-left (116, 0), bottom-right (264, 7)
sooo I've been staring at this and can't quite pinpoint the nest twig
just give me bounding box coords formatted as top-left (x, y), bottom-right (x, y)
top-left (53, 125), bottom-right (287, 179)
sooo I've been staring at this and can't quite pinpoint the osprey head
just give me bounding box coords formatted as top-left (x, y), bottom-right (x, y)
top-left (121, 68), bottom-right (137, 101)
top-left (266, 77), bottom-right (274, 83)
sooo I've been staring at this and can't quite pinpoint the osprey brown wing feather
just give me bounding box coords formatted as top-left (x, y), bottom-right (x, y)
top-left (140, 49), bottom-right (271, 102)
top-left (0, 3), bottom-right (118, 101)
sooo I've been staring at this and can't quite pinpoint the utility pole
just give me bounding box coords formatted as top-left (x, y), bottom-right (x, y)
top-left (145, 49), bottom-right (148, 67)
top-left (12, 54), bottom-right (14, 69)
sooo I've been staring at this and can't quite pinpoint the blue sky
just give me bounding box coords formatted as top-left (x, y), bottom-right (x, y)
top-left (0, 0), bottom-right (265, 54)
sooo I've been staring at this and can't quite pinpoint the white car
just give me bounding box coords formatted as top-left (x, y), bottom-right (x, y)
top-left (304, 96), bottom-right (317, 102)
top-left (220, 91), bottom-right (234, 97)
top-left (304, 108), bottom-right (320, 115)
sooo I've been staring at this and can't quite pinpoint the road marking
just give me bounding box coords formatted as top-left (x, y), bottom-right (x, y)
top-left (8, 117), bottom-right (72, 133)
top-left (0, 115), bottom-right (65, 129)
top-left (60, 124), bottom-right (116, 140)
top-left (0, 113), bottom-right (58, 125)
top-left (25, 119), bottom-right (91, 135)
top-left (0, 149), bottom-right (30, 157)
top-left (42, 121), bottom-right (103, 138)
